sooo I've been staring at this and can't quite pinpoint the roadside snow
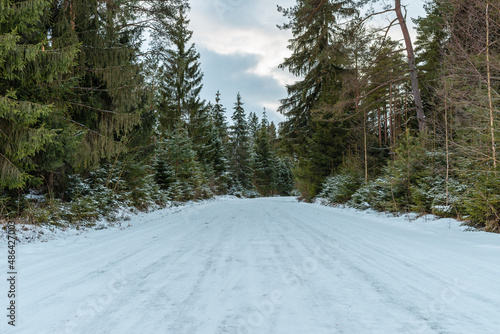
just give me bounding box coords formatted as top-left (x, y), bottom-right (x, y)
top-left (1, 197), bottom-right (499, 333)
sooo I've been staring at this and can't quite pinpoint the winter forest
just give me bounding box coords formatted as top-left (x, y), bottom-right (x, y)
top-left (1, 0), bottom-right (499, 233)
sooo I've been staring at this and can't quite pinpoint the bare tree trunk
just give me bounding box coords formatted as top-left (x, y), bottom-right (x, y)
top-left (48, 172), bottom-right (54, 199)
top-left (486, 3), bottom-right (497, 169)
top-left (384, 105), bottom-right (388, 144)
top-left (378, 108), bottom-right (382, 146)
top-left (444, 78), bottom-right (450, 205)
top-left (395, 0), bottom-right (425, 132)
top-left (364, 111), bottom-right (368, 183)
top-left (390, 83), bottom-right (394, 148)
top-left (70, 1), bottom-right (75, 31)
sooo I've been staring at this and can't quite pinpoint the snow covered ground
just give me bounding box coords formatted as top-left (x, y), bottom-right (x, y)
top-left (2, 197), bottom-right (500, 334)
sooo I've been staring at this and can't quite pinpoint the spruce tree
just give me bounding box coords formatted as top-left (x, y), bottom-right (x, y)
top-left (229, 93), bottom-right (253, 191)
top-left (277, 0), bottom-right (359, 198)
top-left (248, 112), bottom-right (260, 143)
top-left (190, 103), bottom-right (212, 164)
top-left (414, 0), bottom-right (450, 112)
top-left (154, 126), bottom-right (210, 200)
top-left (0, 0), bottom-right (79, 189)
top-left (157, 4), bottom-right (203, 132)
top-left (202, 120), bottom-right (230, 193)
top-left (200, 91), bottom-right (230, 192)
top-left (192, 102), bottom-right (230, 194)
top-left (212, 90), bottom-right (229, 143)
top-left (253, 115), bottom-right (277, 195)
top-left (441, 0), bottom-right (500, 231)
top-left (275, 158), bottom-right (295, 196)
top-left (57, 0), bottom-right (147, 171)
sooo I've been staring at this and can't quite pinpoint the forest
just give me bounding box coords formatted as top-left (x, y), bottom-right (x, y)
top-left (1, 0), bottom-right (499, 232)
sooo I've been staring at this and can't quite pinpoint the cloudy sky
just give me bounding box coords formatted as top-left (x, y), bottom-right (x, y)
top-left (188, 0), bottom-right (426, 124)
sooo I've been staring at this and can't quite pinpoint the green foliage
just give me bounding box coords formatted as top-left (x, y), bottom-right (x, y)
top-left (414, 0), bottom-right (450, 111)
top-left (277, 1), bottom-right (360, 199)
top-left (204, 91), bottom-right (231, 193)
top-left (318, 173), bottom-right (363, 205)
top-left (62, 162), bottom-right (169, 225)
top-left (154, 127), bottom-right (212, 201)
top-left (462, 172), bottom-right (500, 232)
top-left (348, 178), bottom-right (393, 211)
top-left (212, 91), bottom-right (229, 142)
top-left (157, 4), bottom-right (204, 131)
top-left (66, 0), bottom-right (145, 169)
top-left (292, 120), bottom-right (350, 199)
top-left (0, 0), bottom-right (79, 189)
top-left (201, 122), bottom-right (230, 193)
top-left (153, 155), bottom-right (176, 191)
top-left (274, 159), bottom-right (295, 196)
top-left (374, 130), bottom-right (428, 212)
top-left (253, 117), bottom-right (277, 195)
top-left (229, 93), bottom-right (253, 191)
top-left (277, 0), bottom-right (358, 151)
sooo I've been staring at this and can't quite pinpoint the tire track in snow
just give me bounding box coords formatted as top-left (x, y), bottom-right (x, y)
top-left (6, 197), bottom-right (500, 334)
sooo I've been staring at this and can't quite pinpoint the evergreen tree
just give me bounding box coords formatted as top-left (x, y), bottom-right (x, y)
top-left (202, 120), bottom-right (230, 193)
top-left (268, 121), bottom-right (278, 149)
top-left (157, 4), bottom-right (203, 132)
top-left (0, 0), bottom-right (79, 189)
top-left (190, 103), bottom-right (212, 166)
top-left (248, 112), bottom-right (260, 142)
top-left (154, 126), bottom-right (210, 200)
top-left (440, 0), bottom-right (500, 231)
top-left (66, 0), bottom-right (145, 167)
top-left (277, 0), bottom-right (359, 198)
top-left (229, 93), bottom-right (253, 191)
top-left (275, 158), bottom-right (295, 196)
top-left (414, 0), bottom-right (450, 112)
top-left (253, 115), bottom-right (278, 195)
top-left (212, 90), bottom-right (229, 143)
top-left (277, 0), bottom-right (358, 151)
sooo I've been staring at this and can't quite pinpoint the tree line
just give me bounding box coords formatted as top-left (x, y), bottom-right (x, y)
top-left (1, 0), bottom-right (498, 233)
top-left (278, 0), bottom-right (499, 232)
top-left (0, 0), bottom-right (293, 225)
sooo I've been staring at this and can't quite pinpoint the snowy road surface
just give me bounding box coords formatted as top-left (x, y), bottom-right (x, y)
top-left (2, 197), bottom-right (500, 333)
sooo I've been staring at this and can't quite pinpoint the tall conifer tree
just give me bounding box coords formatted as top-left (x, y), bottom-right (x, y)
top-left (66, 0), bottom-right (145, 167)
top-left (229, 93), bottom-right (253, 191)
top-left (212, 90), bottom-right (228, 143)
top-left (277, 0), bottom-right (359, 197)
top-left (157, 3), bottom-right (203, 132)
top-left (0, 0), bottom-right (79, 189)
top-left (254, 114), bottom-right (277, 195)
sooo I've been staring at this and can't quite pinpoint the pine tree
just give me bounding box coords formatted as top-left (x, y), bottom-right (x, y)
top-left (253, 115), bottom-right (277, 195)
top-left (153, 153), bottom-right (175, 191)
top-left (154, 126), bottom-right (210, 200)
top-left (414, 0), bottom-right (450, 112)
top-left (248, 112), bottom-right (260, 143)
top-left (190, 103), bottom-right (212, 166)
top-left (229, 93), bottom-right (253, 191)
top-left (212, 90), bottom-right (229, 143)
top-left (277, 0), bottom-right (359, 198)
top-left (66, 0), bottom-right (145, 168)
top-left (194, 91), bottom-right (230, 193)
top-left (268, 121), bottom-right (278, 149)
top-left (0, 0), bottom-right (79, 189)
top-left (202, 120), bottom-right (230, 193)
top-left (277, 0), bottom-right (358, 148)
top-left (275, 158), bottom-right (295, 196)
top-left (440, 0), bottom-right (500, 231)
top-left (157, 4), bottom-right (203, 132)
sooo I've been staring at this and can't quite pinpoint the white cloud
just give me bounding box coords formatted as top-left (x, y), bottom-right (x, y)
top-left (187, 0), bottom-right (297, 122)
top-left (189, 0), bottom-right (296, 86)
top-left (187, 0), bottom-right (426, 124)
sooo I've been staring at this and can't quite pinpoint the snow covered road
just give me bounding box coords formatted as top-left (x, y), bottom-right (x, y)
top-left (3, 197), bottom-right (500, 333)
